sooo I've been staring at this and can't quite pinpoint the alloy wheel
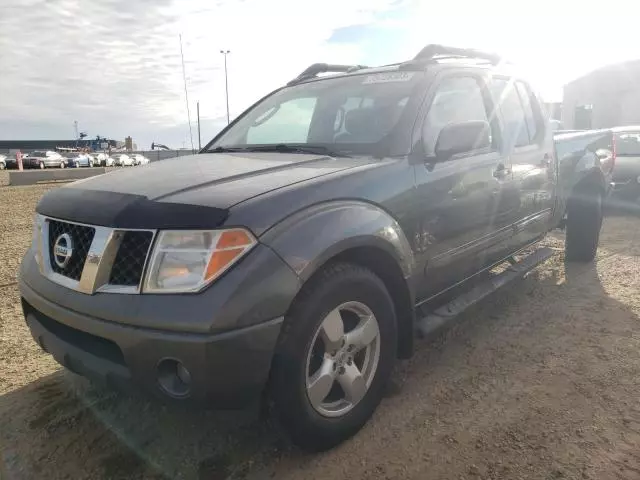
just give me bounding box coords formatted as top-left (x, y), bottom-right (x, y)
top-left (305, 301), bottom-right (381, 418)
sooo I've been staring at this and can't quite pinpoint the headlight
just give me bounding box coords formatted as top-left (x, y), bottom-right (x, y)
top-left (144, 228), bottom-right (257, 293)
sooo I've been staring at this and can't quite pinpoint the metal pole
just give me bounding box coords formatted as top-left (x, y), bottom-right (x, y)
top-left (197, 101), bottom-right (201, 150)
top-left (180, 34), bottom-right (195, 152)
top-left (220, 50), bottom-right (230, 124)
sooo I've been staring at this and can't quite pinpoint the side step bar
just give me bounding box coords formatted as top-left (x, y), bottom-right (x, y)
top-left (416, 247), bottom-right (554, 337)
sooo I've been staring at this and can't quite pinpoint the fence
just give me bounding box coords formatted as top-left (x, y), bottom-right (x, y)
top-left (0, 149), bottom-right (197, 162)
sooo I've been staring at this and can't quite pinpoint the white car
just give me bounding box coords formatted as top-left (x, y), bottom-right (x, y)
top-left (115, 154), bottom-right (134, 166)
top-left (131, 154), bottom-right (150, 166)
top-left (105, 155), bottom-right (117, 167)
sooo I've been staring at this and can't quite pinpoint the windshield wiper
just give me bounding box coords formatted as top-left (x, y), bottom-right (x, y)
top-left (243, 144), bottom-right (351, 157)
top-left (209, 143), bottom-right (351, 157)
top-left (210, 146), bottom-right (246, 153)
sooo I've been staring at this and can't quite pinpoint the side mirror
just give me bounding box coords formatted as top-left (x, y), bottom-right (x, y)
top-left (434, 121), bottom-right (491, 161)
top-left (595, 148), bottom-right (612, 161)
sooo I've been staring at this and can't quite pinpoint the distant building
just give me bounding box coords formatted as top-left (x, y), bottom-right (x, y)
top-left (562, 60), bottom-right (640, 130)
top-left (0, 138), bottom-right (117, 153)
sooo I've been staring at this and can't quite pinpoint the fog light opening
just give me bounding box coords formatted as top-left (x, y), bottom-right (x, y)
top-left (157, 358), bottom-right (192, 398)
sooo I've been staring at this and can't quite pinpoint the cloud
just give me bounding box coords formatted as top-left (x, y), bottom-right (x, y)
top-left (0, 0), bottom-right (402, 148)
top-left (2, 0), bottom-right (640, 148)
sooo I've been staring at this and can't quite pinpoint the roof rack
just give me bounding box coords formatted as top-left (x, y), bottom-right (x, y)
top-left (408, 44), bottom-right (501, 66)
top-left (287, 63), bottom-right (368, 85)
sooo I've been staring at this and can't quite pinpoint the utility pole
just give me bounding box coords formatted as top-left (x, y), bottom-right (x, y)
top-left (179, 34), bottom-right (195, 152)
top-left (73, 121), bottom-right (79, 148)
top-left (220, 50), bottom-right (231, 124)
top-left (197, 101), bottom-right (201, 150)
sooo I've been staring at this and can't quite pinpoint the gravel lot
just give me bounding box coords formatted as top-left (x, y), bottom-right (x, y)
top-left (2, 183), bottom-right (640, 480)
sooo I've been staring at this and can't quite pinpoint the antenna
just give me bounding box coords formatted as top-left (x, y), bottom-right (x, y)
top-left (179, 34), bottom-right (195, 152)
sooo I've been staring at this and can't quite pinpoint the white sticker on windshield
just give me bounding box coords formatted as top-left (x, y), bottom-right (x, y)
top-left (362, 72), bottom-right (415, 84)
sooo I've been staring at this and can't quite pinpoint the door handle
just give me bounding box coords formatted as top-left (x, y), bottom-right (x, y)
top-left (493, 164), bottom-right (510, 178)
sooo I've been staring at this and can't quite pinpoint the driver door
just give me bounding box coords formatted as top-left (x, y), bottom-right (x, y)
top-left (412, 74), bottom-right (507, 301)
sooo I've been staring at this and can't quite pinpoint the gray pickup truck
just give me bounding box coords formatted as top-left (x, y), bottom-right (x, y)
top-left (19, 45), bottom-right (613, 451)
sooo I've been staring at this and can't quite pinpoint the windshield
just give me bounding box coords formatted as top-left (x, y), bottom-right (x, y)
top-left (616, 132), bottom-right (640, 155)
top-left (208, 71), bottom-right (423, 156)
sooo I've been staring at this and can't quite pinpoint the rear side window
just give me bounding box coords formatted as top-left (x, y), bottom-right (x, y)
top-left (423, 76), bottom-right (490, 155)
top-left (490, 79), bottom-right (529, 147)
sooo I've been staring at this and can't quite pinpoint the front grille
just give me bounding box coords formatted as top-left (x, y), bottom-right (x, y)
top-left (48, 220), bottom-right (95, 281)
top-left (109, 231), bottom-right (154, 286)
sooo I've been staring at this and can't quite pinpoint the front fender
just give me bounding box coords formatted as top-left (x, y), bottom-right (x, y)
top-left (260, 200), bottom-right (416, 287)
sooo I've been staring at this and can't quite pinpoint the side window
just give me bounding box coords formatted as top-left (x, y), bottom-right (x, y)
top-left (246, 97), bottom-right (317, 144)
top-left (490, 79), bottom-right (530, 147)
top-left (423, 76), bottom-right (490, 155)
top-left (516, 82), bottom-right (540, 142)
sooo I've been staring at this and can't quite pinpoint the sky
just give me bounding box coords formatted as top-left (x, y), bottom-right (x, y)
top-left (1, 0), bottom-right (640, 149)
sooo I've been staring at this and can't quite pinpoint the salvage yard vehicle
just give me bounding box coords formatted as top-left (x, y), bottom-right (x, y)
top-left (609, 126), bottom-right (640, 201)
top-left (65, 152), bottom-right (95, 168)
top-left (20, 45), bottom-right (614, 452)
top-left (113, 153), bottom-right (134, 166)
top-left (22, 150), bottom-right (67, 169)
top-left (131, 153), bottom-right (150, 165)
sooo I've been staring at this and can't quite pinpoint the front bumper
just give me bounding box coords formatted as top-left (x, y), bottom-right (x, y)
top-left (19, 243), bottom-right (301, 407)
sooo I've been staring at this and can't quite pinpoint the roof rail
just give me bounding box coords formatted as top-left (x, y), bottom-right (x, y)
top-left (287, 63), bottom-right (368, 85)
top-left (410, 44), bottom-right (501, 65)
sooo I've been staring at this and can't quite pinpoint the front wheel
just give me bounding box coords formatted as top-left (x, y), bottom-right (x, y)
top-left (39, 161), bottom-right (45, 169)
top-left (565, 188), bottom-right (603, 262)
top-left (59, 161), bottom-right (65, 169)
top-left (270, 262), bottom-right (397, 451)
top-left (0, 162), bottom-right (5, 170)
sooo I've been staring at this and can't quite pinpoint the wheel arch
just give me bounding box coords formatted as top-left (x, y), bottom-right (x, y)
top-left (567, 167), bottom-right (606, 211)
top-left (261, 200), bottom-right (417, 359)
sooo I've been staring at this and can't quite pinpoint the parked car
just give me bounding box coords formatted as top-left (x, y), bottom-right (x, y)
top-left (22, 151), bottom-right (67, 169)
top-left (19, 44), bottom-right (612, 452)
top-left (1, 153), bottom-right (20, 170)
top-left (105, 155), bottom-right (117, 167)
top-left (114, 153), bottom-right (134, 166)
top-left (65, 152), bottom-right (95, 168)
top-left (93, 152), bottom-right (109, 166)
top-left (131, 154), bottom-right (150, 165)
top-left (609, 126), bottom-right (640, 200)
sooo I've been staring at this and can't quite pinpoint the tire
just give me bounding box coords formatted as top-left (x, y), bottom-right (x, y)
top-left (59, 161), bottom-right (65, 169)
top-left (0, 162), bottom-right (5, 170)
top-left (89, 161), bottom-right (94, 168)
top-left (270, 262), bottom-right (397, 451)
top-left (565, 188), bottom-right (603, 262)
top-left (39, 161), bottom-right (45, 170)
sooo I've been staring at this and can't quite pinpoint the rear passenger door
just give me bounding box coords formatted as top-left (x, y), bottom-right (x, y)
top-left (489, 78), bottom-right (555, 251)
top-left (413, 73), bottom-right (506, 300)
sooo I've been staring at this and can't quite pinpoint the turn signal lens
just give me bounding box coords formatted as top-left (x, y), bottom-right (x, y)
top-left (144, 228), bottom-right (257, 293)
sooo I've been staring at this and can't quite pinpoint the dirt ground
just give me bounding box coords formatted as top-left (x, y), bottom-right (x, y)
top-left (2, 183), bottom-right (640, 480)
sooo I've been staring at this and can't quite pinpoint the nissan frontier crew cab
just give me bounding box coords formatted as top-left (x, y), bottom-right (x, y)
top-left (20, 45), bottom-right (613, 451)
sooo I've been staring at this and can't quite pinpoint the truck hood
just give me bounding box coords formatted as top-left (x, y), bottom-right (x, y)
top-left (36, 152), bottom-right (367, 229)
